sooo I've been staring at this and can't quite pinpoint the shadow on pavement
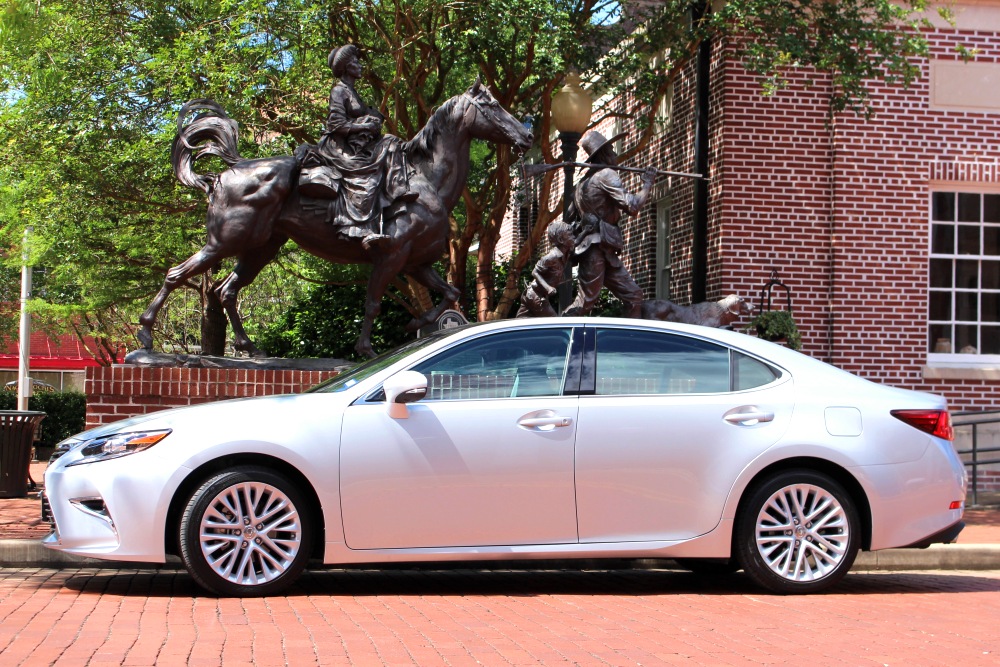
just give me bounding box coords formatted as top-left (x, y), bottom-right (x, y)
top-left (46, 567), bottom-right (1000, 598)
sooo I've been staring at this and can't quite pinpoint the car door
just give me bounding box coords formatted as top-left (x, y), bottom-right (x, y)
top-left (574, 326), bottom-right (794, 543)
top-left (339, 326), bottom-right (579, 550)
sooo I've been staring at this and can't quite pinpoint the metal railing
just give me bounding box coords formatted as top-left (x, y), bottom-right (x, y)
top-left (953, 410), bottom-right (1000, 506)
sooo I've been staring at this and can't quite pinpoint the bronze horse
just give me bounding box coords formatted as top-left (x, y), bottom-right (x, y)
top-left (138, 81), bottom-right (533, 358)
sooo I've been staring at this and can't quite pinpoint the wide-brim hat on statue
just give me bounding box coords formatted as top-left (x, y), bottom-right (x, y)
top-left (328, 44), bottom-right (360, 75)
top-left (580, 130), bottom-right (628, 161)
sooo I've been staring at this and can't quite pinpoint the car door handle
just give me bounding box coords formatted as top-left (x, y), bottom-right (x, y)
top-left (518, 411), bottom-right (573, 430)
top-left (723, 408), bottom-right (774, 426)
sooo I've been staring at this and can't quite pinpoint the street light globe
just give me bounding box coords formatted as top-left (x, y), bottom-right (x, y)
top-left (551, 72), bottom-right (592, 135)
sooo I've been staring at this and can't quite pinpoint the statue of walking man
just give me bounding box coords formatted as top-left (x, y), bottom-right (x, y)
top-left (563, 130), bottom-right (655, 318)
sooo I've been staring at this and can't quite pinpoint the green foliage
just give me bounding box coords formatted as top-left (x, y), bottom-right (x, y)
top-left (746, 310), bottom-right (802, 350)
top-left (255, 265), bottom-right (414, 360)
top-left (0, 1), bottom-right (330, 354)
top-left (717, 0), bottom-right (948, 118)
top-left (0, 391), bottom-right (87, 448)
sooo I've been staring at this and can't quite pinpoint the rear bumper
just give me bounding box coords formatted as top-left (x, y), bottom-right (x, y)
top-left (901, 520), bottom-right (965, 549)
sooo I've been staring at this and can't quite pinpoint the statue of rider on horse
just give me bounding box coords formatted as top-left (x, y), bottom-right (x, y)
top-left (137, 45), bottom-right (532, 359)
top-left (297, 44), bottom-right (418, 250)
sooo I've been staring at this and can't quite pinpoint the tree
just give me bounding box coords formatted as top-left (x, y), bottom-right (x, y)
top-left (0, 0), bottom-right (329, 356)
top-left (0, 1), bottom-right (952, 356)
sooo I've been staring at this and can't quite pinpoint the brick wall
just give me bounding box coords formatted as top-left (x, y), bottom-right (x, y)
top-left (705, 26), bottom-right (1000, 412)
top-left (84, 366), bottom-right (339, 429)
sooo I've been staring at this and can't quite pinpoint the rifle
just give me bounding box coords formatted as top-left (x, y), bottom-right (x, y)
top-left (521, 161), bottom-right (707, 181)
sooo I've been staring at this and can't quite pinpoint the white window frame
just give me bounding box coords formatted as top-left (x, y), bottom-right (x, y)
top-left (927, 184), bottom-right (1000, 369)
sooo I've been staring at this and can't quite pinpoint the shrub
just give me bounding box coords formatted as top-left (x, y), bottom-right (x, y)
top-left (0, 390), bottom-right (87, 447)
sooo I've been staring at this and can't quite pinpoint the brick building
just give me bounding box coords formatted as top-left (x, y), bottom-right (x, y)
top-left (508, 2), bottom-right (999, 412)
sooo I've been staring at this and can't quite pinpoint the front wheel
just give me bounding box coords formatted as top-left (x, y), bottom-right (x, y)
top-left (736, 470), bottom-right (859, 594)
top-left (179, 467), bottom-right (311, 596)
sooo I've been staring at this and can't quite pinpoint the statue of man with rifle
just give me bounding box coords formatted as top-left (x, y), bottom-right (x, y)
top-left (523, 132), bottom-right (703, 319)
top-left (562, 130), bottom-right (655, 318)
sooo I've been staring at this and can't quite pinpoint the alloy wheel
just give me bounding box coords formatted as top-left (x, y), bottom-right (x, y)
top-left (198, 480), bottom-right (303, 586)
top-left (754, 482), bottom-right (851, 582)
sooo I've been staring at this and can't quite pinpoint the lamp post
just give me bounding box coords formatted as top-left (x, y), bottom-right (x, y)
top-left (550, 71), bottom-right (592, 312)
top-left (17, 227), bottom-right (33, 411)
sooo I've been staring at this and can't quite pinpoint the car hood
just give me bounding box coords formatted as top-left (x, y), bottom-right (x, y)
top-left (60, 392), bottom-right (353, 444)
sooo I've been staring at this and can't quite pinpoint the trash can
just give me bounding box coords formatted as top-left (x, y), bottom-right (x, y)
top-left (0, 411), bottom-right (46, 498)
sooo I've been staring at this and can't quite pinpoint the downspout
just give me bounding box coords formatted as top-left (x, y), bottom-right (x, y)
top-left (692, 1), bottom-right (711, 303)
top-left (828, 110), bottom-right (837, 364)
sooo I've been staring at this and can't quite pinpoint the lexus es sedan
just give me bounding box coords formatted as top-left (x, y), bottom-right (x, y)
top-left (42, 318), bottom-right (966, 596)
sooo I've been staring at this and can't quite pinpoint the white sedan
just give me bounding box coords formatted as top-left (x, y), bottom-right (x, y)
top-left (42, 317), bottom-right (967, 596)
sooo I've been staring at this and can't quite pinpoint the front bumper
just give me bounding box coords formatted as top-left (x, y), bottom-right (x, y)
top-left (41, 452), bottom-right (181, 563)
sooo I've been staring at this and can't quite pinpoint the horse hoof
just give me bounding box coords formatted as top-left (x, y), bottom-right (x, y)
top-left (233, 339), bottom-right (268, 358)
top-left (354, 342), bottom-right (376, 359)
top-left (137, 329), bottom-right (154, 351)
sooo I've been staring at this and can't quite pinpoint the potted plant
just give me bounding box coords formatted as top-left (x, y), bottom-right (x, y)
top-left (746, 310), bottom-right (802, 350)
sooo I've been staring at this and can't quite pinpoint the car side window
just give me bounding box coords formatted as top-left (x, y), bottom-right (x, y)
top-left (733, 351), bottom-right (780, 390)
top-left (595, 328), bottom-right (730, 395)
top-left (412, 328), bottom-right (573, 400)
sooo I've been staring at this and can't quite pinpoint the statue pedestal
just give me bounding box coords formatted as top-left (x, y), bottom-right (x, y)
top-left (86, 357), bottom-right (351, 429)
top-left (123, 349), bottom-right (351, 371)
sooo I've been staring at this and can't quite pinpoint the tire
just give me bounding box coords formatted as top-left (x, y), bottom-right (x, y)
top-left (179, 467), bottom-right (311, 596)
top-left (673, 558), bottom-right (741, 576)
top-left (735, 470), bottom-right (859, 594)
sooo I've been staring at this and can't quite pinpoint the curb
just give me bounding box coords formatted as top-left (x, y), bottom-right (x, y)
top-left (0, 539), bottom-right (184, 570)
top-left (852, 543), bottom-right (1000, 571)
top-left (2, 539), bottom-right (998, 571)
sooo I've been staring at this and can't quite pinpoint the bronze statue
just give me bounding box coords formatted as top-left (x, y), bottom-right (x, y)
top-left (516, 222), bottom-right (574, 318)
top-left (298, 45), bottom-right (417, 250)
top-left (562, 130), bottom-right (654, 318)
top-left (139, 78), bottom-right (532, 358)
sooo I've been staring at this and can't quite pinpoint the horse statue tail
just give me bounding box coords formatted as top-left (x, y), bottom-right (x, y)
top-left (171, 99), bottom-right (244, 193)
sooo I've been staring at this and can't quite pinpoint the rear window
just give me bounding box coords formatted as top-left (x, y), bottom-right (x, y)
top-left (733, 351), bottom-right (780, 390)
top-left (595, 329), bottom-right (730, 395)
top-left (594, 328), bottom-right (781, 395)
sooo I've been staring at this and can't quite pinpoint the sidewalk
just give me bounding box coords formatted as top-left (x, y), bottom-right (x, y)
top-left (2, 461), bottom-right (999, 570)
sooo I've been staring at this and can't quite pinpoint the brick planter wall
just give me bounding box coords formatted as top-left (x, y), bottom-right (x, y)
top-left (84, 366), bottom-right (339, 429)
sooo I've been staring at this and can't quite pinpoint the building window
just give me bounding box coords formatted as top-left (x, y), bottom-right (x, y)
top-left (928, 190), bottom-right (1000, 362)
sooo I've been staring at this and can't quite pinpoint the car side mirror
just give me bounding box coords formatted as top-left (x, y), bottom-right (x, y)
top-left (383, 371), bottom-right (428, 419)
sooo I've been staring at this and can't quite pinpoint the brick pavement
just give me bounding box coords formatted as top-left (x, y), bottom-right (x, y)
top-left (0, 567), bottom-right (998, 665)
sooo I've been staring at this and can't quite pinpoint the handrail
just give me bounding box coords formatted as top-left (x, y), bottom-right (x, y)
top-left (951, 412), bottom-right (1000, 506)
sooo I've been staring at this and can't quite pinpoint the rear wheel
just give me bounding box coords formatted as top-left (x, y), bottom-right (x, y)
top-left (179, 467), bottom-right (311, 596)
top-left (736, 470), bottom-right (859, 594)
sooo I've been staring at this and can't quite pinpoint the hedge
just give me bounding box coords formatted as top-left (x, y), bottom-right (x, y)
top-left (0, 391), bottom-right (87, 448)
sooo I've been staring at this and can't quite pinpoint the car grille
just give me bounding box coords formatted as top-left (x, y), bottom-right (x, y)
top-left (40, 492), bottom-right (54, 527)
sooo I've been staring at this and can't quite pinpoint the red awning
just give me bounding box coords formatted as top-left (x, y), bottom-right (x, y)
top-left (0, 331), bottom-right (106, 370)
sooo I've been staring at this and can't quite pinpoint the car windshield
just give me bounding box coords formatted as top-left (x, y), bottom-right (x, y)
top-left (306, 325), bottom-right (473, 393)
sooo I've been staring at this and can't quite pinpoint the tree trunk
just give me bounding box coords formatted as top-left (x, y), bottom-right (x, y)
top-left (200, 277), bottom-right (228, 356)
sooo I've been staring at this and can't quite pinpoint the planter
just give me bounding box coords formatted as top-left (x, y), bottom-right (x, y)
top-left (748, 310), bottom-right (801, 350)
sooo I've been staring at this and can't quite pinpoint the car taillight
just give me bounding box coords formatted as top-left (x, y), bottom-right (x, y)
top-left (891, 409), bottom-right (954, 441)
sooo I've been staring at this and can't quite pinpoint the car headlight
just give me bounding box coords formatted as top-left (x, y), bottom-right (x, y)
top-left (67, 430), bottom-right (172, 467)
